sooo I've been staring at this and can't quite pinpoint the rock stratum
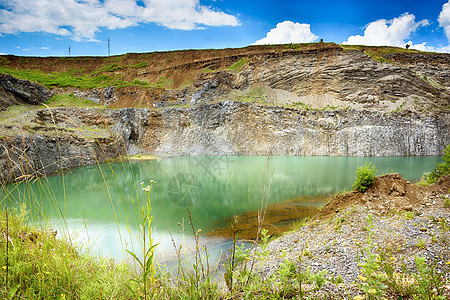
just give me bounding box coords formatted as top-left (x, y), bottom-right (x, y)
top-left (0, 43), bottom-right (449, 182)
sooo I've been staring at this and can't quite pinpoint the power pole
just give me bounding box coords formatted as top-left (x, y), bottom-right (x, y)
top-left (108, 38), bottom-right (110, 57)
top-left (68, 46), bottom-right (71, 56)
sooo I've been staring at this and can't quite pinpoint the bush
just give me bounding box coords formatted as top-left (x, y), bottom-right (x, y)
top-left (425, 144), bottom-right (450, 184)
top-left (353, 162), bottom-right (377, 192)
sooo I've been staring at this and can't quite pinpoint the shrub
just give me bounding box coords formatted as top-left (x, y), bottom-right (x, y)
top-left (353, 162), bottom-right (377, 192)
top-left (425, 144), bottom-right (450, 184)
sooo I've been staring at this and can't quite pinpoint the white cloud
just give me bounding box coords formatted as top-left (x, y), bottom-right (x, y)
top-left (439, 0), bottom-right (450, 41)
top-left (343, 13), bottom-right (428, 47)
top-left (253, 21), bottom-right (318, 45)
top-left (0, 0), bottom-right (240, 41)
top-left (40, 47), bottom-right (50, 50)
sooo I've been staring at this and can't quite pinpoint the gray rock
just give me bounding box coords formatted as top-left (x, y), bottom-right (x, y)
top-left (0, 73), bottom-right (53, 110)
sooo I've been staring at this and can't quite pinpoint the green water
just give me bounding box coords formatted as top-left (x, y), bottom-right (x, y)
top-left (1, 155), bottom-right (442, 260)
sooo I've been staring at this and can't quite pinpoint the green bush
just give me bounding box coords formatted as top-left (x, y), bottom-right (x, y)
top-left (425, 144), bottom-right (450, 184)
top-left (352, 162), bottom-right (377, 192)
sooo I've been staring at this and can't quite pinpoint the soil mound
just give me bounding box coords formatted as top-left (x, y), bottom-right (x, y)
top-left (317, 174), bottom-right (450, 220)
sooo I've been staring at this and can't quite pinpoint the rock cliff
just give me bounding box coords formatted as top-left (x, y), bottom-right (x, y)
top-left (0, 44), bottom-right (449, 182)
top-left (1, 102), bottom-right (448, 183)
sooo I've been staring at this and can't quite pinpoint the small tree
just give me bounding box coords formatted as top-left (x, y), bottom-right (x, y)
top-left (353, 162), bottom-right (377, 192)
top-left (405, 44), bottom-right (410, 50)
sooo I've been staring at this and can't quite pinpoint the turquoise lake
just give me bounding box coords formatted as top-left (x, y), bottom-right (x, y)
top-left (1, 156), bottom-right (442, 262)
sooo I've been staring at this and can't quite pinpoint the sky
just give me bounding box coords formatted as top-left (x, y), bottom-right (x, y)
top-left (0, 0), bottom-right (450, 57)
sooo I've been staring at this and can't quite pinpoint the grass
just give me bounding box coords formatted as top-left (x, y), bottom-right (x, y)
top-left (0, 65), bottom-right (124, 89)
top-left (45, 93), bottom-right (101, 108)
top-left (0, 60), bottom-right (150, 90)
top-left (340, 45), bottom-right (420, 63)
top-left (1, 206), bottom-right (135, 299)
top-left (226, 57), bottom-right (248, 73)
top-left (155, 76), bottom-right (174, 89)
top-left (227, 86), bottom-right (268, 103)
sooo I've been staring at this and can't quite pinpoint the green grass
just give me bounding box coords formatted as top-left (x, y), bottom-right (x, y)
top-left (0, 60), bottom-right (150, 90)
top-left (155, 76), bottom-right (174, 89)
top-left (0, 206), bottom-right (135, 299)
top-left (133, 78), bottom-right (150, 86)
top-left (226, 57), bottom-right (248, 72)
top-left (0, 66), bottom-right (124, 89)
top-left (45, 93), bottom-right (100, 108)
top-left (201, 67), bottom-right (215, 73)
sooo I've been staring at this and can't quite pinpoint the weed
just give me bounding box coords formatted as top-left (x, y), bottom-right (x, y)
top-left (416, 237), bottom-right (425, 249)
top-left (124, 180), bottom-right (158, 300)
top-left (334, 216), bottom-right (346, 232)
top-left (290, 216), bottom-right (312, 231)
top-left (357, 214), bottom-right (388, 299)
top-left (405, 211), bottom-right (415, 220)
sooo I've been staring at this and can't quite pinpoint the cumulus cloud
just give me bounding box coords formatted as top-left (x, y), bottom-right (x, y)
top-left (253, 21), bottom-right (318, 45)
top-left (343, 13), bottom-right (428, 47)
top-left (0, 0), bottom-right (240, 41)
top-left (439, 0), bottom-right (450, 40)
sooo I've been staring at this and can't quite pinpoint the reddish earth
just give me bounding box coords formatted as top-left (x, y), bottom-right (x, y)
top-left (317, 174), bottom-right (450, 221)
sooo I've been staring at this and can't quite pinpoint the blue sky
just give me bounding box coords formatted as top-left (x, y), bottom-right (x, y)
top-left (1, 0), bottom-right (450, 56)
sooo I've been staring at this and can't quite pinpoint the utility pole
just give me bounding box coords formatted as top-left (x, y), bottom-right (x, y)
top-left (108, 38), bottom-right (110, 57)
top-left (68, 46), bottom-right (71, 56)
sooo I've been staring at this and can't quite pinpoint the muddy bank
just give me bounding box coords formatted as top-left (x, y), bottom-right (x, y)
top-left (207, 195), bottom-right (328, 240)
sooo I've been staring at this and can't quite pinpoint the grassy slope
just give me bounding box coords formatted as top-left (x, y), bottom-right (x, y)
top-left (0, 43), bottom-right (420, 91)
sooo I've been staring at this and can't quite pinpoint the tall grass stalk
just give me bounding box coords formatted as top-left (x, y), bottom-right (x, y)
top-left (125, 180), bottom-right (158, 300)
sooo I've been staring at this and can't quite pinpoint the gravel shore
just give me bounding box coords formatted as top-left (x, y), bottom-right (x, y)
top-left (255, 174), bottom-right (450, 298)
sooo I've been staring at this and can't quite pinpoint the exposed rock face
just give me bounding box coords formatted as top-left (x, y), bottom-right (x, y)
top-left (0, 74), bottom-right (54, 110)
top-left (115, 101), bottom-right (449, 157)
top-left (0, 134), bottom-right (122, 183)
top-left (0, 106), bottom-right (125, 183)
top-left (0, 101), bottom-right (448, 183)
top-left (96, 45), bottom-right (449, 114)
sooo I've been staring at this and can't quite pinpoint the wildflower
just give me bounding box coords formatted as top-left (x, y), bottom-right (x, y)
top-left (358, 275), bottom-right (367, 282)
top-left (2, 266), bottom-right (6, 270)
top-left (390, 256), bottom-right (397, 262)
top-left (368, 288), bottom-right (376, 294)
top-left (353, 296), bottom-right (364, 300)
top-left (140, 182), bottom-right (144, 185)
top-left (446, 261), bottom-right (450, 265)
top-left (61, 294), bottom-right (66, 299)
top-left (150, 179), bottom-right (156, 183)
